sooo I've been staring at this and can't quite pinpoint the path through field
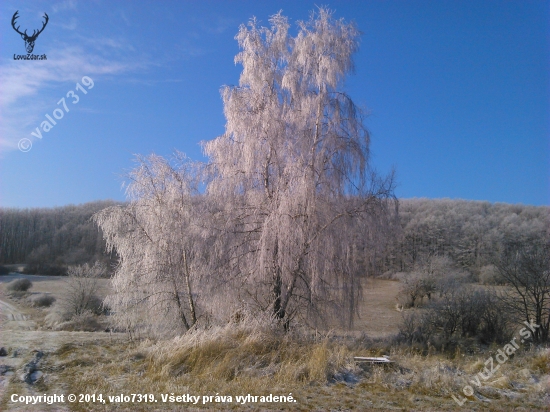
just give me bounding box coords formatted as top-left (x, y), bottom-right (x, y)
top-left (0, 275), bottom-right (118, 411)
top-left (0, 298), bottom-right (29, 322)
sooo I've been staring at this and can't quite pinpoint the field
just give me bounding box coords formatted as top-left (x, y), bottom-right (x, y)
top-left (1, 273), bottom-right (549, 411)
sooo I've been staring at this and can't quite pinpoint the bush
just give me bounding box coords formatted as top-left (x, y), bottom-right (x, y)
top-left (6, 278), bottom-right (33, 292)
top-left (48, 293), bottom-right (104, 325)
top-left (479, 264), bottom-right (502, 285)
top-left (397, 310), bottom-right (433, 345)
top-left (398, 286), bottom-right (512, 349)
top-left (0, 265), bottom-right (10, 275)
top-left (30, 294), bottom-right (56, 308)
top-left (57, 311), bottom-right (104, 332)
top-left (47, 310), bottom-right (104, 332)
top-left (57, 262), bottom-right (106, 318)
top-left (397, 272), bottom-right (437, 308)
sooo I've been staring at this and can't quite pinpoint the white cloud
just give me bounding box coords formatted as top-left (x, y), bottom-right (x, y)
top-left (84, 36), bottom-right (133, 52)
top-left (0, 45), bottom-right (131, 155)
top-left (58, 17), bottom-right (78, 31)
top-left (52, 0), bottom-right (78, 13)
top-left (208, 16), bottom-right (236, 34)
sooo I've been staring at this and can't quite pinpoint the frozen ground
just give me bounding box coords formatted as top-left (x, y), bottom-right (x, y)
top-left (0, 274), bottom-right (120, 411)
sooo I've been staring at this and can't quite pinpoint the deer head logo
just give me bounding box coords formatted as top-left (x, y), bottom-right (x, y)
top-left (11, 11), bottom-right (49, 54)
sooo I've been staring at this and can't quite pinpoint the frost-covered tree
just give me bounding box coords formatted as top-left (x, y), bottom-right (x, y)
top-left (58, 262), bottom-right (105, 318)
top-left (0, 201), bottom-right (116, 273)
top-left (203, 8), bottom-right (396, 328)
top-left (496, 239), bottom-right (550, 342)
top-left (94, 153), bottom-right (205, 336)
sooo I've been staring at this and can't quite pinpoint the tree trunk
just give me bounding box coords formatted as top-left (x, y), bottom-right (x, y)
top-left (171, 277), bottom-right (190, 331)
top-left (183, 249), bottom-right (197, 326)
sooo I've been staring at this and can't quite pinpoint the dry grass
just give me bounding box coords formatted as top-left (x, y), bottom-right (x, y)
top-left (48, 321), bottom-right (359, 411)
top-left (350, 278), bottom-right (402, 337)
top-left (3, 275), bottom-right (549, 411)
top-left (37, 320), bottom-right (549, 411)
top-left (529, 348), bottom-right (550, 374)
top-left (147, 320), bottom-right (351, 387)
top-left (0, 274), bottom-right (111, 299)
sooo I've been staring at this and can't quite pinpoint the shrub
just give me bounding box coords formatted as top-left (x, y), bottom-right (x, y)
top-left (57, 262), bottom-right (105, 318)
top-left (45, 304), bottom-right (69, 326)
top-left (397, 272), bottom-right (437, 308)
top-left (479, 264), bottom-right (502, 285)
top-left (398, 286), bottom-right (512, 349)
top-left (30, 294), bottom-right (56, 308)
top-left (475, 290), bottom-right (512, 343)
top-left (54, 311), bottom-right (104, 332)
top-left (0, 265), bottom-right (10, 275)
top-left (6, 278), bottom-right (33, 292)
top-left (397, 310), bottom-right (433, 345)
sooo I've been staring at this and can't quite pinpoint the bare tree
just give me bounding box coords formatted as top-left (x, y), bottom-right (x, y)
top-left (203, 8), bottom-right (396, 329)
top-left (496, 239), bottom-right (550, 342)
top-left (59, 262), bottom-right (105, 318)
top-left (398, 273), bottom-right (428, 308)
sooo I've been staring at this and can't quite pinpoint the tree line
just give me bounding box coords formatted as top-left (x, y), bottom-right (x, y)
top-left (385, 198), bottom-right (549, 278)
top-left (0, 200), bottom-right (119, 275)
top-left (2, 198), bottom-right (546, 276)
top-left (2, 198), bottom-right (546, 280)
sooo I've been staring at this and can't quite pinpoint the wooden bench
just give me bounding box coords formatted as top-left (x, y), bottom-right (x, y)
top-left (354, 356), bottom-right (393, 364)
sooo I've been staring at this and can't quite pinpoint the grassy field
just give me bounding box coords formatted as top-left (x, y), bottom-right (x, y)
top-left (352, 278), bottom-right (402, 337)
top-left (1, 274), bottom-right (549, 411)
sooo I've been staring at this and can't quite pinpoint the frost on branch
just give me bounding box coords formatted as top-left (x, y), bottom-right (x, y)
top-left (93, 153), bottom-right (207, 336)
top-left (203, 8), bottom-right (396, 329)
top-left (95, 8), bottom-right (396, 335)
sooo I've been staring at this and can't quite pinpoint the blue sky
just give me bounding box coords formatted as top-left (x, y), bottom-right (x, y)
top-left (0, 0), bottom-right (548, 208)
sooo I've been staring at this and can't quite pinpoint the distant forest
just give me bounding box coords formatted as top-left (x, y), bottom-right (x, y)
top-left (0, 200), bottom-right (120, 275)
top-left (0, 198), bottom-right (548, 278)
top-left (385, 198), bottom-right (549, 277)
